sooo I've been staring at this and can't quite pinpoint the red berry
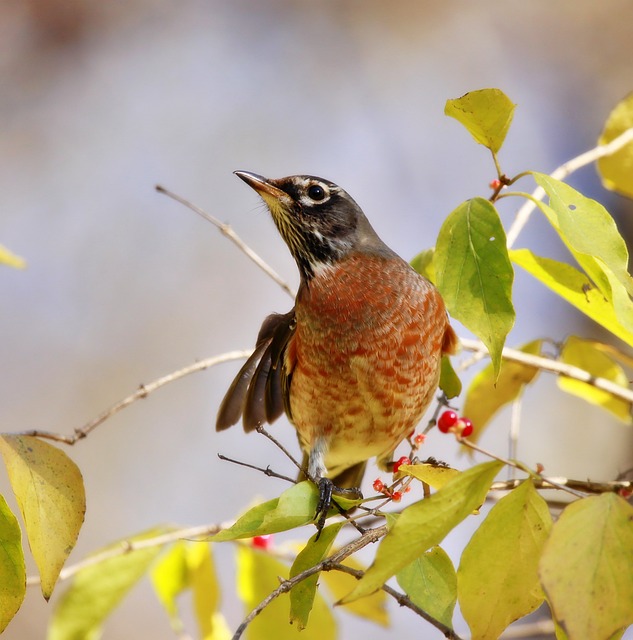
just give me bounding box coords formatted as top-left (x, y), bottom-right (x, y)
top-left (373, 478), bottom-right (385, 493)
top-left (459, 418), bottom-right (473, 438)
top-left (489, 178), bottom-right (501, 190)
top-left (252, 534), bottom-right (272, 550)
top-left (391, 491), bottom-right (402, 502)
top-left (438, 410), bottom-right (459, 433)
top-left (619, 487), bottom-right (633, 499)
top-left (414, 433), bottom-right (426, 445)
top-left (393, 456), bottom-right (411, 474)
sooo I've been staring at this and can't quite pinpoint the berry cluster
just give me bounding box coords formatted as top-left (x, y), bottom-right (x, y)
top-left (372, 475), bottom-right (411, 502)
top-left (437, 410), bottom-right (474, 438)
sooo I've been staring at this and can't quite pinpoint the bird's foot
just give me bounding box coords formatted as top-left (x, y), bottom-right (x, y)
top-left (314, 477), bottom-right (363, 539)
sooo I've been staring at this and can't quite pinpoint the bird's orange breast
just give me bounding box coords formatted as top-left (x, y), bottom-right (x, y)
top-left (287, 251), bottom-right (449, 476)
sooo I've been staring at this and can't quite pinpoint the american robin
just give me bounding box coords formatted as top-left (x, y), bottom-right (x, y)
top-left (217, 171), bottom-right (458, 529)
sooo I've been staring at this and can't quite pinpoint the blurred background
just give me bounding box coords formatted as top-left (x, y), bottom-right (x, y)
top-left (1, 1), bottom-right (633, 638)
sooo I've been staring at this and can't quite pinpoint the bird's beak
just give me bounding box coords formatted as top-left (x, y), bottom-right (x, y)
top-left (234, 171), bottom-right (291, 209)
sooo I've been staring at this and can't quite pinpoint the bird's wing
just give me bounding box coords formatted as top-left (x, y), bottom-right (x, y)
top-left (216, 310), bottom-right (296, 432)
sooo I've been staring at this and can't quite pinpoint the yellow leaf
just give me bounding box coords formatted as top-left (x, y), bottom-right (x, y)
top-left (511, 249), bottom-right (633, 348)
top-left (397, 463), bottom-right (460, 490)
top-left (0, 245), bottom-right (26, 269)
top-left (188, 543), bottom-right (229, 640)
top-left (0, 494), bottom-right (25, 633)
top-left (597, 92), bottom-right (633, 199)
top-left (445, 89), bottom-right (516, 153)
top-left (558, 336), bottom-right (632, 422)
top-left (236, 545), bottom-right (336, 640)
top-left (150, 542), bottom-right (189, 632)
top-left (462, 339), bottom-right (542, 442)
top-left (342, 461), bottom-right (503, 603)
top-left (0, 436), bottom-right (85, 599)
top-left (540, 494), bottom-right (633, 640)
top-left (458, 481), bottom-right (552, 639)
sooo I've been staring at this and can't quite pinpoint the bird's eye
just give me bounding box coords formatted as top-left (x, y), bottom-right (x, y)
top-left (307, 184), bottom-right (327, 201)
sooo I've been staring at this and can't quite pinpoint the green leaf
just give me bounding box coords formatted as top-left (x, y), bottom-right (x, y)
top-left (558, 336), bottom-right (631, 422)
top-left (289, 522), bottom-right (343, 630)
top-left (511, 249), bottom-right (633, 347)
top-left (341, 461), bottom-right (503, 603)
top-left (597, 92), bottom-right (633, 199)
top-left (320, 556), bottom-right (389, 626)
top-left (445, 89), bottom-right (516, 153)
top-left (0, 494), bottom-right (25, 633)
top-left (0, 436), bottom-right (85, 599)
top-left (236, 545), bottom-right (336, 640)
top-left (48, 527), bottom-right (170, 640)
top-left (539, 494), bottom-right (633, 640)
top-left (0, 245), bottom-right (26, 269)
top-left (435, 198), bottom-right (515, 377)
top-left (533, 173), bottom-right (633, 298)
top-left (458, 480), bottom-right (552, 639)
top-left (462, 339), bottom-right (542, 441)
top-left (410, 247), bottom-right (436, 284)
top-left (396, 546), bottom-right (457, 629)
top-left (212, 482), bottom-right (318, 542)
top-left (439, 355), bottom-right (462, 399)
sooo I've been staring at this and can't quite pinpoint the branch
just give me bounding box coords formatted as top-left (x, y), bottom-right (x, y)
top-left (460, 337), bottom-right (633, 407)
top-left (490, 476), bottom-right (632, 495)
top-left (26, 523), bottom-right (224, 586)
top-left (156, 185), bottom-right (296, 299)
top-left (328, 562), bottom-right (462, 640)
top-left (16, 350), bottom-right (252, 444)
top-left (505, 127), bottom-right (633, 247)
top-left (231, 525), bottom-right (388, 640)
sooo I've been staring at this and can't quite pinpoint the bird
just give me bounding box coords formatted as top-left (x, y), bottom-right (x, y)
top-left (216, 171), bottom-right (458, 530)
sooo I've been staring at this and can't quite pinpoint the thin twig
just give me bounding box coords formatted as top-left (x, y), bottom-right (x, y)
top-left (328, 562), bottom-right (462, 640)
top-left (461, 438), bottom-right (585, 498)
top-left (156, 185), bottom-right (296, 299)
top-left (16, 350), bottom-right (252, 444)
top-left (217, 453), bottom-right (296, 484)
top-left (255, 425), bottom-right (304, 473)
top-left (460, 337), bottom-right (633, 407)
top-left (505, 127), bottom-right (633, 248)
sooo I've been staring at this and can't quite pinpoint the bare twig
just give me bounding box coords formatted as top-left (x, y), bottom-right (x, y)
top-left (157, 185), bottom-right (296, 299)
top-left (217, 453), bottom-right (296, 484)
top-left (505, 127), bottom-right (633, 248)
top-left (255, 425), bottom-right (304, 473)
top-left (16, 350), bottom-right (252, 444)
top-left (460, 337), bottom-right (633, 407)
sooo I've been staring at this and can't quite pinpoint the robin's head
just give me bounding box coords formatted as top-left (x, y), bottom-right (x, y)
top-left (235, 171), bottom-right (383, 280)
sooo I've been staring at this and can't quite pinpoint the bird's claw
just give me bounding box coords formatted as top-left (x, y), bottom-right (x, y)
top-left (314, 477), bottom-right (363, 539)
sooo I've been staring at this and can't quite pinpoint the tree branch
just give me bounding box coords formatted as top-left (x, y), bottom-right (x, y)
top-left (16, 350), bottom-right (252, 444)
top-left (327, 562), bottom-right (462, 639)
top-left (460, 337), bottom-right (633, 407)
top-left (157, 185), bottom-right (296, 299)
top-left (231, 525), bottom-right (388, 640)
top-left (505, 127), bottom-right (633, 248)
